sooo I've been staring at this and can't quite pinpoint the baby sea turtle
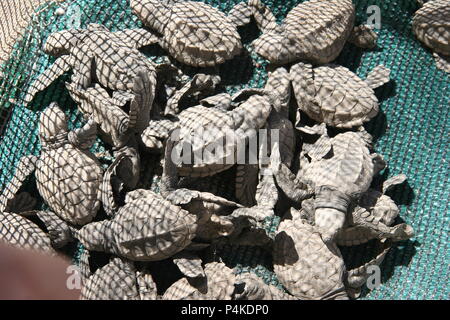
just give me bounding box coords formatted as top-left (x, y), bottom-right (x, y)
top-left (0, 158), bottom-right (53, 254)
top-left (130, 0), bottom-right (253, 67)
top-left (81, 257), bottom-right (158, 300)
top-left (77, 189), bottom-right (197, 261)
top-left (249, 0), bottom-right (378, 65)
top-left (291, 62), bottom-right (391, 128)
top-left (273, 217), bottom-right (391, 300)
top-left (25, 24), bottom-right (158, 133)
top-left (412, 0), bottom-right (450, 73)
top-left (162, 262), bottom-right (235, 300)
top-left (158, 90), bottom-right (273, 194)
top-left (304, 132), bottom-right (378, 242)
top-left (31, 103), bottom-right (103, 226)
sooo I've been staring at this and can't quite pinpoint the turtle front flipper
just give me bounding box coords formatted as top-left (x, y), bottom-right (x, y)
top-left (227, 1), bottom-right (254, 27)
top-left (345, 240), bottom-right (392, 298)
top-left (272, 162), bottom-right (313, 204)
top-left (165, 74), bottom-right (221, 116)
top-left (24, 55), bottom-right (74, 105)
top-left (433, 52), bottom-right (450, 73)
top-left (101, 152), bottom-right (132, 217)
top-left (130, 0), bottom-right (170, 34)
top-left (113, 28), bottom-right (160, 49)
top-left (0, 155), bottom-right (38, 213)
top-left (68, 118), bottom-right (97, 150)
top-left (347, 25), bottom-right (378, 49)
top-left (173, 251), bottom-right (205, 278)
top-left (66, 83), bottom-right (131, 148)
top-left (34, 210), bottom-right (77, 248)
top-left (235, 164), bottom-right (258, 207)
top-left (364, 65), bottom-right (391, 90)
top-left (336, 207), bottom-right (415, 246)
top-left (113, 143), bottom-right (141, 190)
top-left (248, 0), bottom-right (281, 33)
top-left (141, 118), bottom-right (177, 152)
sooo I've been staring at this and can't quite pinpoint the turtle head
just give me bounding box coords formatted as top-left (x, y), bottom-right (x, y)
top-left (130, 0), bottom-right (169, 34)
top-left (252, 32), bottom-right (297, 65)
top-left (44, 29), bottom-right (84, 56)
top-left (39, 103), bottom-right (68, 144)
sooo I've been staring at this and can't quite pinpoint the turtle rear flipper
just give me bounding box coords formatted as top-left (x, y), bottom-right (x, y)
top-left (228, 1), bottom-right (254, 27)
top-left (434, 52), bottom-right (450, 73)
top-left (348, 25), bottom-right (378, 49)
top-left (24, 55), bottom-right (74, 105)
top-left (0, 155), bottom-right (38, 213)
top-left (365, 65), bottom-right (391, 89)
top-left (136, 270), bottom-right (158, 300)
top-left (173, 251), bottom-right (205, 278)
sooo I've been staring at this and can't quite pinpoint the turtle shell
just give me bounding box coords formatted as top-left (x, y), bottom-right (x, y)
top-left (175, 105), bottom-right (236, 177)
top-left (81, 258), bottom-right (141, 300)
top-left (294, 64), bottom-right (379, 128)
top-left (36, 144), bottom-right (102, 226)
top-left (0, 212), bottom-right (54, 254)
top-left (163, 1), bottom-right (242, 67)
top-left (412, 0), bottom-right (450, 56)
top-left (105, 193), bottom-right (198, 261)
top-left (304, 132), bottom-right (374, 196)
top-left (273, 218), bottom-right (347, 300)
top-left (283, 0), bottom-right (355, 64)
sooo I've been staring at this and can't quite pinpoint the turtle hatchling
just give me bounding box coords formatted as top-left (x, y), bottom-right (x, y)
top-left (412, 0), bottom-right (450, 73)
top-left (291, 62), bottom-right (391, 128)
top-left (130, 0), bottom-right (253, 67)
top-left (77, 189), bottom-right (222, 261)
top-left (249, 0), bottom-right (378, 65)
top-left (273, 217), bottom-right (391, 299)
top-left (302, 132), bottom-right (378, 242)
top-left (25, 24), bottom-right (159, 133)
top-left (29, 103), bottom-right (103, 226)
top-left (81, 257), bottom-right (158, 300)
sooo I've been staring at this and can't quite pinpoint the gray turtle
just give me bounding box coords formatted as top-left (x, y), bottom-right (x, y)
top-left (162, 262), bottom-right (235, 300)
top-left (0, 159), bottom-right (54, 254)
top-left (158, 89), bottom-right (273, 196)
top-left (273, 217), bottom-right (391, 300)
top-left (25, 24), bottom-right (158, 133)
top-left (130, 0), bottom-right (253, 67)
top-left (0, 212), bottom-right (55, 254)
top-left (412, 0), bottom-right (450, 73)
top-left (81, 257), bottom-right (158, 300)
top-left (30, 104), bottom-right (103, 226)
top-left (249, 0), bottom-right (378, 65)
top-left (77, 189), bottom-right (197, 261)
top-left (291, 62), bottom-right (391, 128)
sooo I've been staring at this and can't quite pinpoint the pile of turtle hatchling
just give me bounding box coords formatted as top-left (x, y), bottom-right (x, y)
top-left (3, 0), bottom-right (448, 300)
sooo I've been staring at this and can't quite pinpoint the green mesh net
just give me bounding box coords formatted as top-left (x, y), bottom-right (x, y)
top-left (0, 0), bottom-right (448, 300)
